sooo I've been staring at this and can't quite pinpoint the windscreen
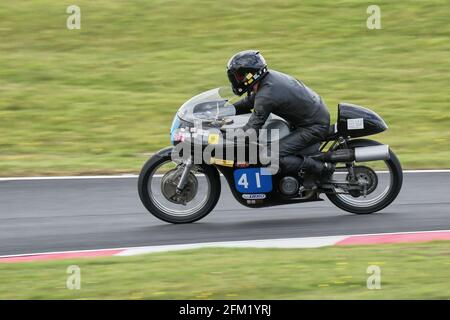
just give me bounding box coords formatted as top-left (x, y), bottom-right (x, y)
top-left (177, 87), bottom-right (237, 123)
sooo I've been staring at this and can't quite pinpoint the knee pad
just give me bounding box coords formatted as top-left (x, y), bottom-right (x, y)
top-left (280, 155), bottom-right (304, 174)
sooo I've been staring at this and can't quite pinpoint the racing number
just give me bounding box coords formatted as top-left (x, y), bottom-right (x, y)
top-left (234, 169), bottom-right (272, 193)
top-left (237, 173), bottom-right (249, 189)
top-left (255, 172), bottom-right (261, 188)
top-left (238, 172), bottom-right (261, 189)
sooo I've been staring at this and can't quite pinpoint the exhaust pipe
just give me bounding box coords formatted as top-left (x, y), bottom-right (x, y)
top-left (354, 145), bottom-right (390, 162)
top-left (321, 145), bottom-right (390, 163)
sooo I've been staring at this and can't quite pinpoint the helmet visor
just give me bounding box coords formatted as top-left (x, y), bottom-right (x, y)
top-left (233, 71), bottom-right (245, 82)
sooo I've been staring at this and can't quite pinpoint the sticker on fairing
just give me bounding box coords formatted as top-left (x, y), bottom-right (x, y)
top-left (347, 118), bottom-right (364, 130)
top-left (208, 133), bottom-right (220, 144)
top-left (234, 168), bottom-right (272, 193)
top-left (242, 193), bottom-right (266, 200)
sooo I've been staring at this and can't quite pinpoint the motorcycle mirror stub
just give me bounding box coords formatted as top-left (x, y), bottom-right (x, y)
top-left (223, 118), bottom-right (234, 125)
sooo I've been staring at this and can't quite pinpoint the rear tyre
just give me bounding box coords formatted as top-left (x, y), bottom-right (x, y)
top-left (138, 152), bottom-right (221, 224)
top-left (326, 139), bottom-right (403, 214)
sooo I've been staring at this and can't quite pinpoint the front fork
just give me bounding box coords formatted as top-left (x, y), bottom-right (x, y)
top-left (176, 156), bottom-right (193, 194)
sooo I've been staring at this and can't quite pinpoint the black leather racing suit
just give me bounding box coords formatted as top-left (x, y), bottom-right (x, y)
top-left (233, 70), bottom-right (331, 174)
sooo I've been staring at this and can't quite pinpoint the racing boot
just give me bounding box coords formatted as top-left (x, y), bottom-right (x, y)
top-left (321, 162), bottom-right (335, 179)
top-left (301, 157), bottom-right (335, 188)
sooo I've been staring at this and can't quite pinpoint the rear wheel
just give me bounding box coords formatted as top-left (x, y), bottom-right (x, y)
top-left (325, 139), bottom-right (403, 214)
top-left (138, 152), bottom-right (221, 223)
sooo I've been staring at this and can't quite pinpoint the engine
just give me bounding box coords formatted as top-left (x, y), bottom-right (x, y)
top-left (279, 176), bottom-right (299, 196)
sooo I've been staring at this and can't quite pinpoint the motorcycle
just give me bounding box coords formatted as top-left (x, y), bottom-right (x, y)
top-left (138, 87), bottom-right (403, 223)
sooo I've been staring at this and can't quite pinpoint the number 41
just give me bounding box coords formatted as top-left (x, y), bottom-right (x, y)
top-left (237, 172), bottom-right (261, 189)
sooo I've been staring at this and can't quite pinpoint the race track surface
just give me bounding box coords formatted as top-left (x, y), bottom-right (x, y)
top-left (0, 172), bottom-right (449, 256)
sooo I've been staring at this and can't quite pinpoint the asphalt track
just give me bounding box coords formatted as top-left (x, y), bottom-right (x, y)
top-left (0, 172), bottom-right (449, 256)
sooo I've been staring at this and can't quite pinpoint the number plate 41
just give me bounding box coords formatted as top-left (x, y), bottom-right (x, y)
top-left (233, 168), bottom-right (273, 193)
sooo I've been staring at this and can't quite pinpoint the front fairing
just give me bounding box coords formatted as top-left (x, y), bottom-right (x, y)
top-left (170, 87), bottom-right (238, 145)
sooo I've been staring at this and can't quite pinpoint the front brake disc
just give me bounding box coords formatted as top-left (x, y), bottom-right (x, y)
top-left (161, 169), bottom-right (198, 204)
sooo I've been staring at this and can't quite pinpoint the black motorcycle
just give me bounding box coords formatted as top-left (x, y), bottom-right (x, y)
top-left (138, 87), bottom-right (403, 223)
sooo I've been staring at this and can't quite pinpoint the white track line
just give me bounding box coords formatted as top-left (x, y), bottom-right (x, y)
top-left (1, 229), bottom-right (449, 259)
top-left (0, 174), bottom-right (139, 181)
top-left (115, 229), bottom-right (450, 256)
top-left (116, 236), bottom-right (347, 256)
top-left (0, 169), bottom-right (449, 181)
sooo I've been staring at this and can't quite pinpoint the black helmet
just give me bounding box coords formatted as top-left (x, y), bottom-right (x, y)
top-left (227, 50), bottom-right (268, 96)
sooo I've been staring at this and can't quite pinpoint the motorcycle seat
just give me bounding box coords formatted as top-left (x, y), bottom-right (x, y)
top-left (221, 114), bottom-right (290, 143)
top-left (259, 117), bottom-right (291, 142)
top-left (295, 143), bottom-right (321, 156)
top-left (324, 123), bottom-right (339, 140)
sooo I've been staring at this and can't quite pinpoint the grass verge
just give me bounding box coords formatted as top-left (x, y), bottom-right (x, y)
top-left (1, 241), bottom-right (449, 299)
top-left (0, 1), bottom-right (449, 175)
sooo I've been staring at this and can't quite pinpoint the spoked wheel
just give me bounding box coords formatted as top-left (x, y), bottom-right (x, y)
top-left (138, 150), bottom-right (221, 223)
top-left (326, 139), bottom-right (403, 214)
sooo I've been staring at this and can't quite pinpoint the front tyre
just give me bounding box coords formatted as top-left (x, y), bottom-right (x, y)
top-left (326, 139), bottom-right (403, 214)
top-left (138, 149), bottom-right (221, 224)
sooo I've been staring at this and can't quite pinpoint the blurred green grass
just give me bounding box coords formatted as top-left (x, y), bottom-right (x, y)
top-left (1, 241), bottom-right (449, 299)
top-left (0, 0), bottom-right (449, 176)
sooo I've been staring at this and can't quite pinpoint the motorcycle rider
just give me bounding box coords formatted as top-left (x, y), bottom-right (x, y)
top-left (226, 50), bottom-right (334, 178)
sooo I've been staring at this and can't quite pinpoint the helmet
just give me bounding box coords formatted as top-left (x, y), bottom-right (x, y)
top-left (226, 50), bottom-right (268, 96)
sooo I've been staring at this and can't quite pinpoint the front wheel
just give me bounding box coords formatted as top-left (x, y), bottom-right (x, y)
top-left (138, 149), bottom-right (221, 223)
top-left (325, 139), bottom-right (403, 214)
